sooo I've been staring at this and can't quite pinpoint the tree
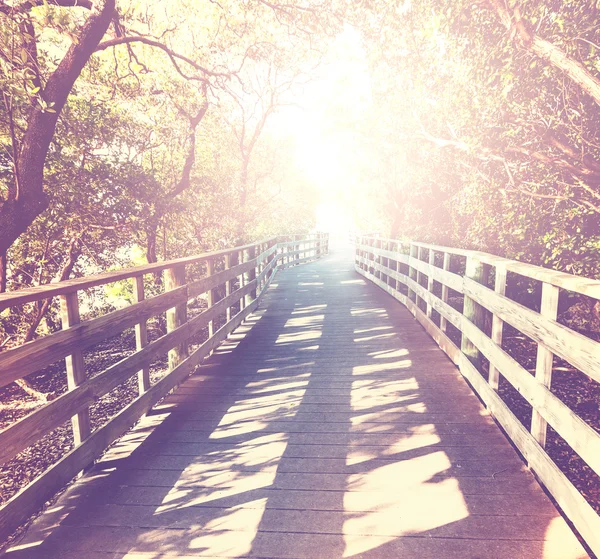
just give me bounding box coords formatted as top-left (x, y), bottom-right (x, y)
top-left (338, 0), bottom-right (600, 276)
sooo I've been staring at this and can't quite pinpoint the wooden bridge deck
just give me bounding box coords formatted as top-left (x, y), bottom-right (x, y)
top-left (5, 248), bottom-right (588, 558)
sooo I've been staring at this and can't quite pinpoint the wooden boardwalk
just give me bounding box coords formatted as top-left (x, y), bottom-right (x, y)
top-left (5, 248), bottom-right (588, 558)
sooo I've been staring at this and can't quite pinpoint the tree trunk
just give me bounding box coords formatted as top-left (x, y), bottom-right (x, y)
top-left (0, 251), bottom-right (6, 293)
top-left (488, 0), bottom-right (600, 108)
top-left (0, 0), bottom-right (116, 256)
top-left (146, 223), bottom-right (158, 264)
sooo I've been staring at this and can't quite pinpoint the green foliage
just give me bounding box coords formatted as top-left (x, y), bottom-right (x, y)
top-left (339, 0), bottom-right (600, 278)
top-left (0, 0), bottom-right (336, 347)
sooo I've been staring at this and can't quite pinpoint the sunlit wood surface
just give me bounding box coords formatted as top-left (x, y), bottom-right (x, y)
top-left (5, 248), bottom-right (588, 558)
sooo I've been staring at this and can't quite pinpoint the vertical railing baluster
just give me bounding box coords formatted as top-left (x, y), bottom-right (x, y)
top-left (417, 246), bottom-right (426, 310)
top-left (60, 291), bottom-right (91, 446)
top-left (395, 242), bottom-right (401, 294)
top-left (245, 245), bottom-right (256, 307)
top-left (409, 243), bottom-right (418, 303)
top-left (426, 249), bottom-right (435, 319)
top-left (239, 249), bottom-right (246, 311)
top-left (440, 252), bottom-right (450, 333)
top-left (375, 238), bottom-right (381, 280)
top-left (384, 240), bottom-right (390, 286)
top-left (371, 238), bottom-right (375, 276)
top-left (488, 265), bottom-right (507, 391)
top-left (164, 265), bottom-right (188, 370)
top-left (531, 282), bottom-right (559, 447)
top-left (225, 252), bottom-right (233, 322)
top-left (206, 257), bottom-right (215, 338)
top-left (133, 275), bottom-right (150, 394)
top-left (461, 256), bottom-right (488, 370)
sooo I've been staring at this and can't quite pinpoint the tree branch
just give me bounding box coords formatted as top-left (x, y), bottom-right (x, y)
top-left (95, 36), bottom-right (232, 82)
top-left (0, 0), bottom-right (92, 14)
top-left (486, 0), bottom-right (600, 108)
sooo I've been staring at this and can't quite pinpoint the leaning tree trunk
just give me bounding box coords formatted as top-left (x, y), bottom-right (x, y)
top-left (0, 0), bottom-right (116, 257)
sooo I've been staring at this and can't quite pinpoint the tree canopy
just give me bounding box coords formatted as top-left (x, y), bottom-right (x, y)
top-left (2, 0), bottom-right (600, 349)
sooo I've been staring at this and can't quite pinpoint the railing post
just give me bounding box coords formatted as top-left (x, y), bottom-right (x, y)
top-left (266, 239), bottom-right (274, 283)
top-left (383, 240), bottom-right (389, 285)
top-left (133, 275), bottom-right (150, 394)
top-left (60, 291), bottom-right (91, 446)
top-left (375, 239), bottom-right (380, 278)
top-left (260, 243), bottom-right (269, 292)
top-left (426, 249), bottom-right (435, 318)
top-left (417, 246), bottom-right (427, 310)
top-left (359, 237), bottom-right (363, 270)
top-left (409, 243), bottom-right (418, 303)
top-left (394, 242), bottom-right (401, 293)
top-left (225, 252), bottom-right (235, 321)
top-left (531, 282), bottom-right (559, 447)
top-left (256, 244), bottom-right (263, 292)
top-left (239, 249), bottom-right (246, 310)
top-left (488, 265), bottom-right (507, 391)
top-left (461, 256), bottom-right (489, 369)
top-left (206, 257), bottom-right (216, 338)
top-left (440, 252), bottom-right (451, 332)
top-left (164, 264), bottom-right (188, 370)
top-left (244, 245), bottom-right (256, 307)
top-left (372, 239), bottom-right (376, 275)
top-left (359, 237), bottom-right (364, 270)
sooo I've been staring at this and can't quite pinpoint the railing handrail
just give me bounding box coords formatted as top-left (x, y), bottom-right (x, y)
top-left (0, 236), bottom-right (278, 309)
top-left (356, 234), bottom-right (600, 299)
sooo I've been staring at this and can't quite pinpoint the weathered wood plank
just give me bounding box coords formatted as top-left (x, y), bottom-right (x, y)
top-left (0, 237), bottom-right (277, 310)
top-left (531, 282), bottom-right (560, 448)
top-left (461, 256), bottom-right (488, 369)
top-left (60, 292), bottom-right (91, 447)
top-left (280, 254), bottom-right (319, 268)
top-left (225, 252), bottom-right (234, 322)
top-left (164, 265), bottom-right (188, 371)
top-left (244, 245), bottom-right (256, 307)
top-left (187, 258), bottom-right (256, 298)
top-left (363, 236), bottom-right (600, 298)
top-left (463, 277), bottom-right (600, 383)
top-left (206, 258), bottom-right (216, 338)
top-left (440, 252), bottom-right (451, 332)
top-left (460, 316), bottom-right (600, 479)
top-left (488, 265), bottom-right (507, 391)
top-left (367, 245), bottom-right (410, 264)
top-left (0, 287), bottom-right (188, 388)
top-left (132, 276), bottom-right (150, 394)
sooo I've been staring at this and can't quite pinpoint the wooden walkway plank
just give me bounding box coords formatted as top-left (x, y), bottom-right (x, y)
top-left (3, 247), bottom-right (588, 559)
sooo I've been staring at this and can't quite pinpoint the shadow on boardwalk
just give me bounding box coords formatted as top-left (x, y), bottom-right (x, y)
top-left (4, 247), bottom-right (588, 558)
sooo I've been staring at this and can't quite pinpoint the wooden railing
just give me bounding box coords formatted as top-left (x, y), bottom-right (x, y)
top-left (0, 232), bottom-right (328, 541)
top-left (355, 234), bottom-right (600, 556)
